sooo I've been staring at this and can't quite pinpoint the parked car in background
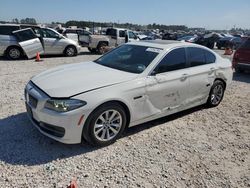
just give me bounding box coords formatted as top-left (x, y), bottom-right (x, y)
top-left (162, 32), bottom-right (178, 40)
top-left (216, 37), bottom-right (242, 49)
top-left (25, 41), bottom-right (232, 146)
top-left (62, 28), bottom-right (92, 47)
top-left (232, 37), bottom-right (250, 72)
top-left (177, 35), bottom-right (198, 43)
top-left (0, 24), bottom-right (81, 60)
top-left (88, 28), bottom-right (138, 54)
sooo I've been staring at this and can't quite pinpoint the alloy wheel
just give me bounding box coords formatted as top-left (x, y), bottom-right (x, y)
top-left (9, 48), bottom-right (20, 59)
top-left (94, 110), bottom-right (122, 141)
top-left (211, 85), bottom-right (224, 105)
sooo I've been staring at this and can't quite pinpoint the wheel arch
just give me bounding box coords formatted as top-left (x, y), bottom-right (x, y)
top-left (97, 41), bottom-right (109, 47)
top-left (63, 44), bottom-right (77, 55)
top-left (214, 78), bottom-right (227, 89)
top-left (81, 100), bottom-right (131, 141)
top-left (4, 45), bottom-right (24, 57)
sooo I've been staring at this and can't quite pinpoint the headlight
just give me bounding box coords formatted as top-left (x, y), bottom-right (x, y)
top-left (44, 99), bottom-right (87, 112)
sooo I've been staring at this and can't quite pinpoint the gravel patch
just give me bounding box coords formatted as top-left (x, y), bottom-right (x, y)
top-left (0, 48), bottom-right (249, 187)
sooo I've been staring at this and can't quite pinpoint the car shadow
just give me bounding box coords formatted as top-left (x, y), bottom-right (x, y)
top-left (125, 105), bottom-right (204, 137)
top-left (233, 71), bottom-right (250, 83)
top-left (0, 113), bottom-right (95, 166)
top-left (0, 105), bottom-right (204, 166)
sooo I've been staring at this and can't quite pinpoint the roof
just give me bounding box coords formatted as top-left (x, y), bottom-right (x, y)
top-left (129, 40), bottom-right (201, 50)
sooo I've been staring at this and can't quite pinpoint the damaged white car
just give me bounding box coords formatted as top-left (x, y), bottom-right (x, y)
top-left (25, 41), bottom-right (232, 146)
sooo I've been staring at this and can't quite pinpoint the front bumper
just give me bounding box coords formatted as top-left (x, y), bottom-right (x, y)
top-left (25, 82), bottom-right (87, 144)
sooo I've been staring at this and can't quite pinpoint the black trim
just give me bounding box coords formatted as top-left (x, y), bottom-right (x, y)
top-left (32, 118), bottom-right (65, 138)
top-left (134, 96), bottom-right (142, 100)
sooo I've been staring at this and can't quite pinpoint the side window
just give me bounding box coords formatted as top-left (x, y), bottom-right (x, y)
top-left (33, 28), bottom-right (43, 37)
top-left (13, 29), bottom-right (37, 42)
top-left (205, 50), bottom-right (216, 64)
top-left (187, 47), bottom-right (206, 67)
top-left (154, 48), bottom-right (186, 74)
top-left (119, 30), bottom-right (125, 38)
top-left (0, 26), bottom-right (20, 35)
top-left (128, 31), bottom-right (136, 39)
top-left (42, 29), bottom-right (59, 38)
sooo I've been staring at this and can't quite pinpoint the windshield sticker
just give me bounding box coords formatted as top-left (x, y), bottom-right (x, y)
top-left (146, 48), bottom-right (163, 53)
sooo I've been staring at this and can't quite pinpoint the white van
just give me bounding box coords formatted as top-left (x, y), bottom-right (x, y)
top-left (0, 24), bottom-right (81, 60)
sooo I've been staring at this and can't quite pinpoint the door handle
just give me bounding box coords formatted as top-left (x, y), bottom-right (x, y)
top-left (180, 73), bottom-right (188, 81)
top-left (209, 67), bottom-right (216, 75)
top-left (210, 67), bottom-right (215, 71)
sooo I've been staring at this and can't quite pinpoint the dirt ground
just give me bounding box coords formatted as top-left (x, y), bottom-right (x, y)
top-left (0, 48), bottom-right (249, 188)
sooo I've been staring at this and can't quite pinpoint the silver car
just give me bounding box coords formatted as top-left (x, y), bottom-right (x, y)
top-left (0, 24), bottom-right (81, 60)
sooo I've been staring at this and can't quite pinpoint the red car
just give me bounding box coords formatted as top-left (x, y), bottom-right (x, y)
top-left (232, 37), bottom-right (250, 73)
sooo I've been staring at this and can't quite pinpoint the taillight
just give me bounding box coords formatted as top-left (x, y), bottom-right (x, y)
top-left (232, 51), bottom-right (240, 69)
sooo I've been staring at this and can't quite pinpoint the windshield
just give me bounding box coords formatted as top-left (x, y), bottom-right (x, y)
top-left (94, 44), bottom-right (160, 74)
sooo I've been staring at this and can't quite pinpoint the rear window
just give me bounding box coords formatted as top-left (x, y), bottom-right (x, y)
top-left (0, 25), bottom-right (20, 35)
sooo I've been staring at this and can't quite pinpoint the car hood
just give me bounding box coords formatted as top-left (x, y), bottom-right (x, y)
top-left (31, 61), bottom-right (137, 98)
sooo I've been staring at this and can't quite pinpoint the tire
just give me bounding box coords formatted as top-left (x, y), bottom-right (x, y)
top-left (88, 47), bottom-right (97, 53)
top-left (6, 46), bottom-right (22, 60)
top-left (217, 46), bottom-right (221, 50)
top-left (97, 42), bottom-right (107, 54)
top-left (206, 80), bottom-right (225, 107)
top-left (64, 46), bottom-right (77, 57)
top-left (83, 103), bottom-right (127, 146)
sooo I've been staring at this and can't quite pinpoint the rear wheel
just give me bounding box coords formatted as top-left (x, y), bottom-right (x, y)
top-left (64, 46), bottom-right (77, 57)
top-left (6, 46), bottom-right (22, 60)
top-left (97, 42), bottom-right (107, 54)
top-left (206, 80), bottom-right (225, 107)
top-left (83, 103), bottom-right (127, 146)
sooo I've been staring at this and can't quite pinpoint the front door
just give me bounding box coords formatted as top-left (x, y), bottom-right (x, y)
top-left (12, 28), bottom-right (44, 59)
top-left (41, 28), bottom-right (64, 54)
top-left (146, 48), bottom-right (189, 113)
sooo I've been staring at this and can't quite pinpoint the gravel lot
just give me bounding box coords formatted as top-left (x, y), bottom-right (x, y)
top-left (0, 48), bottom-right (249, 188)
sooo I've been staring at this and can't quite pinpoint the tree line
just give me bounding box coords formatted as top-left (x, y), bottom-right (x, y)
top-left (64, 20), bottom-right (188, 31)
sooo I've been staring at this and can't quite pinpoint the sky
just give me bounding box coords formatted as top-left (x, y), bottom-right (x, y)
top-left (0, 0), bottom-right (249, 30)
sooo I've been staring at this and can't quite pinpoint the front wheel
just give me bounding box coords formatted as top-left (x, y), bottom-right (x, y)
top-left (206, 80), bottom-right (225, 107)
top-left (84, 103), bottom-right (127, 146)
top-left (64, 46), bottom-right (77, 57)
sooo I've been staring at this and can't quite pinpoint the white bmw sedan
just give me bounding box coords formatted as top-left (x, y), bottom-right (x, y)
top-left (25, 41), bottom-right (232, 146)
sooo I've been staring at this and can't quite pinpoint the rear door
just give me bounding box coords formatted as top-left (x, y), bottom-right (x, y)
top-left (12, 28), bottom-right (44, 59)
top-left (186, 47), bottom-right (216, 104)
